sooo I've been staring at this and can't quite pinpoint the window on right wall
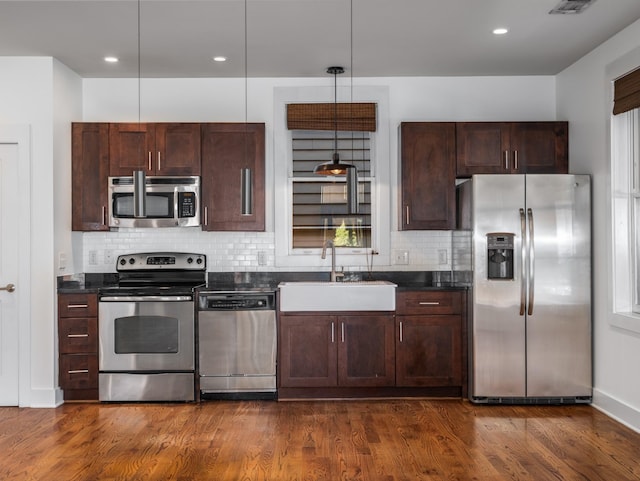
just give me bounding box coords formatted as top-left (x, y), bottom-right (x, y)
top-left (611, 66), bottom-right (640, 331)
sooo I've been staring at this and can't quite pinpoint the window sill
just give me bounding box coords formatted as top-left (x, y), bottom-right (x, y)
top-left (610, 311), bottom-right (640, 334)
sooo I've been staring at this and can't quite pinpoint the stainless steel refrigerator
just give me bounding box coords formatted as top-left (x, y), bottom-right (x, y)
top-left (460, 174), bottom-right (592, 404)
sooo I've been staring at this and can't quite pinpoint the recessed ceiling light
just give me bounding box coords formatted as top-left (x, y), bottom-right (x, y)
top-left (493, 28), bottom-right (508, 35)
top-left (213, 56), bottom-right (227, 62)
top-left (104, 56), bottom-right (119, 63)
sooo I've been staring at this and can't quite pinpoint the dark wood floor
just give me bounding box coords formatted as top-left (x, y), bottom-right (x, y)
top-left (1, 399), bottom-right (639, 480)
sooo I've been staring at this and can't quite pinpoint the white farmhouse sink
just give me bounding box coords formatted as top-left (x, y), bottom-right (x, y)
top-left (278, 281), bottom-right (396, 312)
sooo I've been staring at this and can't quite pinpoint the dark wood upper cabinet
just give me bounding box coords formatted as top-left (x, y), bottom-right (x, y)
top-left (109, 123), bottom-right (201, 176)
top-left (72, 122), bottom-right (110, 231)
top-left (456, 121), bottom-right (568, 176)
top-left (201, 123), bottom-right (265, 231)
top-left (400, 122), bottom-right (456, 230)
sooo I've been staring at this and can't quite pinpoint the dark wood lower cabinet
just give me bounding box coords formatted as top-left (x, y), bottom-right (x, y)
top-left (278, 293), bottom-right (467, 399)
top-left (339, 315), bottom-right (395, 387)
top-left (278, 315), bottom-right (337, 388)
top-left (58, 293), bottom-right (99, 401)
top-left (396, 315), bottom-right (462, 387)
top-left (278, 312), bottom-right (395, 390)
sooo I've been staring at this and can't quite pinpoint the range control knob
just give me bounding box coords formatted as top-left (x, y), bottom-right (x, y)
top-left (119, 258), bottom-right (127, 266)
top-left (196, 257), bottom-right (203, 264)
top-left (187, 257), bottom-right (193, 264)
top-left (129, 258), bottom-right (135, 264)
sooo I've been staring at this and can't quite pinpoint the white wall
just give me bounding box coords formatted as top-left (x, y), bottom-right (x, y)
top-left (0, 57), bottom-right (83, 406)
top-left (557, 18), bottom-right (640, 431)
top-left (81, 76), bottom-right (556, 274)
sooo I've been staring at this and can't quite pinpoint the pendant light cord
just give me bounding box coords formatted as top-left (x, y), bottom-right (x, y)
top-left (137, 0), bottom-right (141, 124)
top-left (333, 68), bottom-right (338, 157)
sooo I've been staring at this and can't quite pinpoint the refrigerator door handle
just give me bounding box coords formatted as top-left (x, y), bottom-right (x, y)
top-left (527, 208), bottom-right (535, 316)
top-left (519, 208), bottom-right (527, 316)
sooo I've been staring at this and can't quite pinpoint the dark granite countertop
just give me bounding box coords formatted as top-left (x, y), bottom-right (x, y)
top-left (57, 273), bottom-right (119, 294)
top-left (58, 270), bottom-right (470, 294)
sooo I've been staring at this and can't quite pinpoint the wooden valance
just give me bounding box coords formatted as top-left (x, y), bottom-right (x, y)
top-left (287, 103), bottom-right (377, 132)
top-left (613, 67), bottom-right (640, 115)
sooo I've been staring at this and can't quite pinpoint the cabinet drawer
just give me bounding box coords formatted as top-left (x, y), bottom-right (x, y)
top-left (59, 354), bottom-right (98, 390)
top-left (59, 318), bottom-right (98, 354)
top-left (58, 293), bottom-right (98, 318)
top-left (396, 291), bottom-right (462, 315)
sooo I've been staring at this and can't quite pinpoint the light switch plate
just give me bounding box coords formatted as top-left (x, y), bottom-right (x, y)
top-left (393, 250), bottom-right (409, 265)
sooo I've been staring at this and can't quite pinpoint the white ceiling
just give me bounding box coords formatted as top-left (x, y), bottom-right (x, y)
top-left (1, 0), bottom-right (640, 78)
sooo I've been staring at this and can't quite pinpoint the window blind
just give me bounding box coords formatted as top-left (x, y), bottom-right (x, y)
top-left (291, 130), bottom-right (372, 249)
top-left (287, 103), bottom-right (376, 132)
top-left (613, 67), bottom-right (640, 115)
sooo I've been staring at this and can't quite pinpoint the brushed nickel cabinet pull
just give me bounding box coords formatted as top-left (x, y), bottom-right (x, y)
top-left (341, 322), bottom-right (345, 343)
top-left (419, 301), bottom-right (440, 305)
top-left (504, 150), bottom-right (509, 170)
top-left (331, 322), bottom-right (335, 343)
top-left (67, 304), bottom-right (89, 309)
top-left (399, 321), bottom-right (403, 343)
top-left (405, 205), bottom-right (410, 225)
top-left (157, 151), bottom-right (161, 171)
top-left (67, 334), bottom-right (89, 338)
top-left (204, 206), bottom-right (209, 226)
top-left (148, 151), bottom-right (152, 171)
top-left (68, 370), bottom-right (89, 374)
top-left (514, 150), bottom-right (519, 170)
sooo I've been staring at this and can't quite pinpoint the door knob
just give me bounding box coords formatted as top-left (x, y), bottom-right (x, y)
top-left (0, 283), bottom-right (15, 293)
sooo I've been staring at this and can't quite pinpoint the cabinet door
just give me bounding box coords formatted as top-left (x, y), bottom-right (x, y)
top-left (396, 315), bottom-right (462, 387)
top-left (109, 123), bottom-right (156, 176)
top-left (338, 314), bottom-right (395, 387)
top-left (155, 123), bottom-right (201, 175)
top-left (510, 122), bottom-right (568, 174)
top-left (201, 123), bottom-right (265, 231)
top-left (279, 315), bottom-right (337, 388)
top-left (456, 122), bottom-right (511, 176)
top-left (71, 123), bottom-right (110, 231)
top-left (400, 122), bottom-right (456, 230)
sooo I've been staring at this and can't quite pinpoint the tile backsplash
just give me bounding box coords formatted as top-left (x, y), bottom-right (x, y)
top-left (82, 228), bottom-right (471, 273)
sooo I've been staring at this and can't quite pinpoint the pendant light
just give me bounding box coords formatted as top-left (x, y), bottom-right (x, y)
top-left (241, 0), bottom-right (253, 216)
top-left (313, 66), bottom-right (359, 214)
top-left (313, 66), bottom-right (348, 176)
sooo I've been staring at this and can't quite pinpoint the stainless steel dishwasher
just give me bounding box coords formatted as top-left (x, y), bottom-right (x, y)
top-left (197, 290), bottom-right (277, 400)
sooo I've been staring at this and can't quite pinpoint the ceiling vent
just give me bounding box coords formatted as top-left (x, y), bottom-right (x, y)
top-left (549, 0), bottom-right (597, 14)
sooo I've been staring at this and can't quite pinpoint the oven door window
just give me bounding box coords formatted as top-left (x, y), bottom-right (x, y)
top-left (114, 316), bottom-right (179, 354)
top-left (112, 192), bottom-right (174, 219)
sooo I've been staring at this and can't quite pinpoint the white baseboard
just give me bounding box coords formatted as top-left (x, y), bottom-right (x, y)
top-left (28, 387), bottom-right (64, 408)
top-left (593, 388), bottom-right (640, 434)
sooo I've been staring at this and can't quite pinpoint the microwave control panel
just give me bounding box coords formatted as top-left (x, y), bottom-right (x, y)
top-left (178, 192), bottom-right (196, 218)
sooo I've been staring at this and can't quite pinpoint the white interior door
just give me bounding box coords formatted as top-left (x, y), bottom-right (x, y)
top-left (0, 140), bottom-right (20, 405)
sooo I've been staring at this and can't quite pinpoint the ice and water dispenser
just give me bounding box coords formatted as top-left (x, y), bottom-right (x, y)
top-left (487, 233), bottom-right (514, 280)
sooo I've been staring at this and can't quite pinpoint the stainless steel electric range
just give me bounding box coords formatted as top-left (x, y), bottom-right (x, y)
top-left (98, 252), bottom-right (205, 402)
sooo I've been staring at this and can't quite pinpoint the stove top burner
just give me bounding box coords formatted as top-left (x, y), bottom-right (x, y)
top-left (100, 252), bottom-right (207, 298)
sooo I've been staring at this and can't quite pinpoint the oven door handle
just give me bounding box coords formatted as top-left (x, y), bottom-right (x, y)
top-left (99, 296), bottom-right (193, 302)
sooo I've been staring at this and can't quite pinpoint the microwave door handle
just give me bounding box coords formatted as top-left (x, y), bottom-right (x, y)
top-left (133, 170), bottom-right (146, 218)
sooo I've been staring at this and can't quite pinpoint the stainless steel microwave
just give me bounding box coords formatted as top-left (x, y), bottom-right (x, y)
top-left (108, 176), bottom-right (201, 228)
